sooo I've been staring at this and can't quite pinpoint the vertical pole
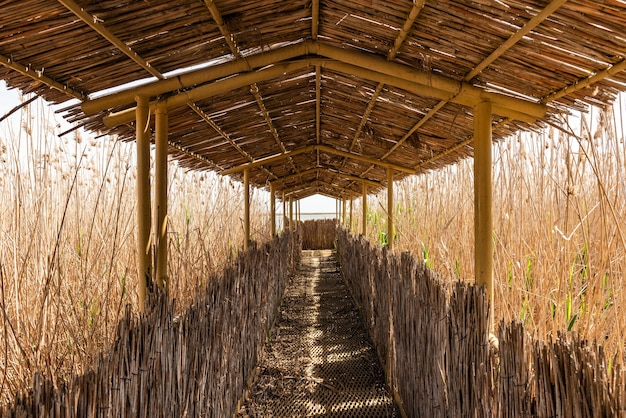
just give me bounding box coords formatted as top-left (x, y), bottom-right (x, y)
top-left (387, 168), bottom-right (394, 250)
top-left (289, 196), bottom-right (293, 231)
top-left (136, 95), bottom-right (151, 310)
top-left (155, 104), bottom-right (168, 292)
top-left (282, 192), bottom-right (286, 232)
top-left (270, 183), bottom-right (276, 237)
top-left (349, 193), bottom-right (353, 232)
top-left (342, 198), bottom-right (347, 227)
top-left (362, 182), bottom-right (367, 236)
top-left (244, 168), bottom-right (250, 250)
top-left (474, 100), bottom-right (494, 331)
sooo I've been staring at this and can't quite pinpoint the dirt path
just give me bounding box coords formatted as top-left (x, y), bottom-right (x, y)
top-left (238, 249), bottom-right (400, 417)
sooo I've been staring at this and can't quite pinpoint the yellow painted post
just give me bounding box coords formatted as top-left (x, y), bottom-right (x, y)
top-left (362, 182), bottom-right (367, 236)
top-left (155, 104), bottom-right (168, 292)
top-left (289, 196), bottom-right (294, 231)
top-left (244, 168), bottom-right (250, 250)
top-left (349, 194), bottom-right (353, 232)
top-left (282, 192), bottom-right (286, 232)
top-left (136, 95), bottom-right (152, 310)
top-left (474, 100), bottom-right (494, 331)
top-left (270, 183), bottom-right (276, 237)
top-left (387, 168), bottom-right (394, 250)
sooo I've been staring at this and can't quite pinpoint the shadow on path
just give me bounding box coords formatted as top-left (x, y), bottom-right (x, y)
top-left (238, 249), bottom-right (400, 417)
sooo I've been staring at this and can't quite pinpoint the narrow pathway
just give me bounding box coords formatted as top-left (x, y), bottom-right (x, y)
top-left (238, 250), bottom-right (400, 417)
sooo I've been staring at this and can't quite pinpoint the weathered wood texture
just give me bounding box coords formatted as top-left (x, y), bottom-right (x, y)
top-left (2, 232), bottom-right (301, 418)
top-left (300, 218), bottom-right (336, 250)
top-left (337, 228), bottom-right (626, 417)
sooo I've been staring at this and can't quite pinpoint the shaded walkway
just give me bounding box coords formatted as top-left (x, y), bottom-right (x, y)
top-left (238, 250), bottom-right (400, 417)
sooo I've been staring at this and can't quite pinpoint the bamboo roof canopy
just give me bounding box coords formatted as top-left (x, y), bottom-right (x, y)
top-left (2, 0), bottom-right (626, 199)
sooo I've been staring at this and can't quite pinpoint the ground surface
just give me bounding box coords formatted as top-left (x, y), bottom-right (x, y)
top-left (238, 249), bottom-right (400, 417)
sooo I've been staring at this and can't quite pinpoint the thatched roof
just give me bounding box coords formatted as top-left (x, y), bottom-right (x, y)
top-left (1, 0), bottom-right (625, 199)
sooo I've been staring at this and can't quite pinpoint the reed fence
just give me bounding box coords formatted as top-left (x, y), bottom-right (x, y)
top-left (337, 228), bottom-right (626, 417)
top-left (2, 232), bottom-right (301, 418)
top-left (300, 218), bottom-right (336, 250)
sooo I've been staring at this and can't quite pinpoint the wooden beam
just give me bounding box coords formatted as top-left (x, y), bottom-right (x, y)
top-left (389, 0), bottom-right (426, 60)
top-left (58, 0), bottom-right (163, 80)
top-left (312, 0), bottom-right (320, 40)
top-left (0, 54), bottom-right (86, 100)
top-left (221, 145), bottom-right (316, 175)
top-left (362, 182), bottom-right (367, 236)
top-left (136, 96), bottom-right (152, 311)
top-left (222, 144), bottom-right (414, 176)
top-left (270, 183), bottom-right (276, 237)
top-left (387, 168), bottom-right (394, 250)
top-left (82, 42), bottom-right (307, 114)
top-left (154, 105), bottom-right (168, 291)
top-left (270, 167), bottom-right (381, 188)
top-left (474, 101), bottom-right (494, 331)
top-left (465, 0), bottom-right (569, 81)
top-left (244, 168), bottom-right (250, 249)
top-left (103, 60), bottom-right (310, 127)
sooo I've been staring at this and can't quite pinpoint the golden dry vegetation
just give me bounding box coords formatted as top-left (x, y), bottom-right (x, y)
top-left (0, 94), bottom-right (270, 403)
top-left (356, 96), bottom-right (626, 362)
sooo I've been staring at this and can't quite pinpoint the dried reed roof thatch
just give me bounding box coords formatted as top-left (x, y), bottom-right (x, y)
top-left (1, 0), bottom-right (625, 199)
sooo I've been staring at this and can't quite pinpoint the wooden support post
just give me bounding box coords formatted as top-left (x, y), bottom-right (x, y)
top-left (244, 168), bottom-right (250, 250)
top-left (387, 168), bottom-right (394, 250)
top-left (270, 183), bottom-right (276, 237)
top-left (342, 198), bottom-right (347, 227)
top-left (136, 96), bottom-right (152, 310)
top-left (289, 196), bottom-right (293, 231)
top-left (282, 192), bottom-right (286, 232)
top-left (155, 104), bottom-right (168, 292)
top-left (474, 100), bottom-right (494, 331)
top-left (349, 194), bottom-right (353, 232)
top-left (362, 182), bottom-right (367, 236)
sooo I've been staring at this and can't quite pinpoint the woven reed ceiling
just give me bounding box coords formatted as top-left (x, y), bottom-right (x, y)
top-left (1, 0), bottom-right (626, 199)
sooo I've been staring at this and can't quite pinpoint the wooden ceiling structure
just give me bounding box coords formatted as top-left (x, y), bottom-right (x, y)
top-left (2, 0), bottom-right (626, 310)
top-left (1, 0), bottom-right (626, 201)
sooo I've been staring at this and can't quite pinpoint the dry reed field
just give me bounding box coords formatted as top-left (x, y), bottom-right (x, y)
top-left (357, 96), bottom-right (626, 362)
top-left (0, 92), bottom-right (271, 404)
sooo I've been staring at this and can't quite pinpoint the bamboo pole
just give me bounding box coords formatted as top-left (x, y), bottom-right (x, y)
top-left (282, 192), bottom-right (286, 233)
top-left (474, 101), bottom-right (494, 331)
top-left (289, 196), bottom-right (293, 231)
top-left (387, 168), bottom-right (394, 250)
top-left (244, 168), bottom-right (250, 250)
top-left (136, 96), bottom-right (152, 310)
top-left (154, 104), bottom-right (168, 291)
top-left (342, 198), bottom-right (347, 227)
top-left (270, 183), bottom-right (276, 237)
top-left (349, 194), bottom-right (353, 232)
top-left (362, 182), bottom-right (367, 236)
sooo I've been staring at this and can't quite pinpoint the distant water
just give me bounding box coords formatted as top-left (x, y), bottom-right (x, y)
top-left (274, 213), bottom-right (336, 230)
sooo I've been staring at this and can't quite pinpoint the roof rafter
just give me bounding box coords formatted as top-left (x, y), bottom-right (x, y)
top-left (270, 167), bottom-right (381, 188)
top-left (58, 0), bottom-right (163, 80)
top-left (221, 144), bottom-right (414, 176)
top-left (204, 0), bottom-right (296, 173)
top-left (0, 53), bottom-right (86, 101)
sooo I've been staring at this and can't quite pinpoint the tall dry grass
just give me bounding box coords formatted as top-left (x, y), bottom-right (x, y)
top-left (0, 93), bottom-right (271, 403)
top-left (357, 96), bottom-right (626, 361)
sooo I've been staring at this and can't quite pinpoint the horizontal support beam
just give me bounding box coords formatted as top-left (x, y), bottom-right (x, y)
top-left (270, 167), bottom-right (382, 188)
top-left (220, 145), bottom-right (317, 175)
top-left (282, 180), bottom-right (354, 199)
top-left (103, 60), bottom-right (310, 127)
top-left (309, 42), bottom-right (546, 120)
top-left (222, 144), bottom-right (415, 176)
top-left (83, 42), bottom-right (307, 115)
top-left (0, 54), bottom-right (86, 100)
top-left (98, 41), bottom-right (545, 126)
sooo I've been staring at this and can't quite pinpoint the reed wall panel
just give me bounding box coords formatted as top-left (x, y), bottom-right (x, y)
top-left (2, 232), bottom-right (301, 418)
top-left (337, 228), bottom-right (625, 417)
top-left (300, 218), bottom-right (337, 250)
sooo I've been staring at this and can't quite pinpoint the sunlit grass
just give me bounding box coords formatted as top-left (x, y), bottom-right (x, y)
top-left (0, 94), bottom-right (270, 402)
top-left (356, 96), bottom-right (626, 360)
